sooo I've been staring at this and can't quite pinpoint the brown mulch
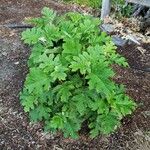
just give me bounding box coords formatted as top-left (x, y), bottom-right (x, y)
top-left (0, 0), bottom-right (150, 149)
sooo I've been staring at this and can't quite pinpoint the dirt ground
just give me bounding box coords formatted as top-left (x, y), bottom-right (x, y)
top-left (0, 0), bottom-right (150, 149)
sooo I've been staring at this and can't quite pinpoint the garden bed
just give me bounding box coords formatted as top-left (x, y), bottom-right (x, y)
top-left (0, 0), bottom-right (150, 149)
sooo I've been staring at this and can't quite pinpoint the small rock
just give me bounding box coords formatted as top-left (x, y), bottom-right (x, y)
top-left (112, 35), bottom-right (127, 46)
top-left (14, 61), bottom-right (19, 65)
top-left (100, 23), bottom-right (114, 33)
top-left (137, 46), bottom-right (146, 55)
top-left (2, 52), bottom-right (7, 56)
top-left (143, 111), bottom-right (150, 117)
top-left (126, 35), bottom-right (141, 45)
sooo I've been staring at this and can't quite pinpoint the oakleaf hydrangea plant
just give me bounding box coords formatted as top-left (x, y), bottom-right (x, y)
top-left (20, 7), bottom-right (136, 139)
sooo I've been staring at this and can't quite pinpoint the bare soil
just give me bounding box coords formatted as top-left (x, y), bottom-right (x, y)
top-left (0, 0), bottom-right (150, 149)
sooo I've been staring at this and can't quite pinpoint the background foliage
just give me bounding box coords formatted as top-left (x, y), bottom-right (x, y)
top-left (63, 0), bottom-right (133, 17)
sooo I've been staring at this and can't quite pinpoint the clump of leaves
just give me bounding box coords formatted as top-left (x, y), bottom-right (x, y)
top-left (20, 7), bottom-right (136, 139)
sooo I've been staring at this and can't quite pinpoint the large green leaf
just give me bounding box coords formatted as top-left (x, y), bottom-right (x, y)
top-left (21, 27), bottom-right (42, 45)
top-left (38, 53), bottom-right (55, 73)
top-left (86, 73), bottom-right (111, 99)
top-left (89, 99), bottom-right (109, 114)
top-left (50, 115), bottom-right (64, 129)
top-left (72, 94), bottom-right (87, 115)
top-left (62, 39), bottom-right (81, 55)
top-left (53, 82), bottom-right (74, 102)
top-left (50, 64), bottom-right (68, 81)
top-left (70, 52), bottom-right (91, 74)
top-left (112, 95), bottom-right (136, 117)
top-left (98, 112), bottom-right (120, 134)
top-left (63, 119), bottom-right (81, 139)
top-left (21, 95), bottom-right (37, 112)
top-left (25, 68), bottom-right (50, 94)
top-left (29, 105), bottom-right (51, 122)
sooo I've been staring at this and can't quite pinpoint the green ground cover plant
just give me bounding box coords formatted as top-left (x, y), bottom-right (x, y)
top-left (20, 7), bottom-right (136, 139)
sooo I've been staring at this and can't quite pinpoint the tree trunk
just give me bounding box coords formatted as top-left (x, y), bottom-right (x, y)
top-left (101, 0), bottom-right (111, 19)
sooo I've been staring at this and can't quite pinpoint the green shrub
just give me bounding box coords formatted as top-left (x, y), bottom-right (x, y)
top-left (20, 7), bottom-right (136, 139)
